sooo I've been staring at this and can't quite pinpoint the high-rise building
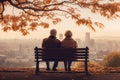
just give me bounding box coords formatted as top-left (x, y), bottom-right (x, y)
top-left (85, 32), bottom-right (90, 46)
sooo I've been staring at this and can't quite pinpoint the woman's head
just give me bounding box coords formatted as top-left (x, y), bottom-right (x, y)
top-left (65, 30), bottom-right (72, 38)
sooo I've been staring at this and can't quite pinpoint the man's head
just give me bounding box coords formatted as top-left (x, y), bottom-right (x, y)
top-left (50, 29), bottom-right (57, 36)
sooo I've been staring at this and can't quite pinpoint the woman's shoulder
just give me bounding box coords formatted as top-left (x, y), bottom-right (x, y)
top-left (69, 38), bottom-right (76, 42)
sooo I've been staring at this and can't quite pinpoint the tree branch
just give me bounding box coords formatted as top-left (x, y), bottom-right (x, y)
top-left (0, 2), bottom-right (4, 19)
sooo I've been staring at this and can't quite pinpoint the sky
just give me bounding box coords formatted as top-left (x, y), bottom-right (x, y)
top-left (0, 1), bottom-right (120, 40)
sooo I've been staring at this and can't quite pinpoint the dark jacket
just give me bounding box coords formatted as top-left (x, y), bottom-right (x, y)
top-left (42, 36), bottom-right (61, 48)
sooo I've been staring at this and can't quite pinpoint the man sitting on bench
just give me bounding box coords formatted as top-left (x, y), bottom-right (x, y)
top-left (42, 29), bottom-right (61, 71)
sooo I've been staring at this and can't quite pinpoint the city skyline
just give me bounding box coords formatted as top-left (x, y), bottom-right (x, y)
top-left (0, 32), bottom-right (120, 68)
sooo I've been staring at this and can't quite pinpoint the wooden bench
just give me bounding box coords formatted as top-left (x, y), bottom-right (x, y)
top-left (34, 47), bottom-right (89, 75)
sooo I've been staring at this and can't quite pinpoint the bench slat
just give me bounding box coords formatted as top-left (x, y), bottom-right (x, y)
top-left (35, 53), bottom-right (88, 56)
top-left (35, 56), bottom-right (88, 59)
top-left (35, 59), bottom-right (89, 62)
top-left (36, 48), bottom-right (88, 50)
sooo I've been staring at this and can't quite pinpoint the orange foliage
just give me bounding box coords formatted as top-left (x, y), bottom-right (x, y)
top-left (2, 15), bottom-right (10, 24)
top-left (20, 29), bottom-right (29, 36)
top-left (40, 22), bottom-right (49, 28)
top-left (67, 8), bottom-right (75, 13)
top-left (103, 52), bottom-right (120, 67)
top-left (2, 26), bottom-right (11, 32)
top-left (29, 22), bottom-right (38, 31)
top-left (76, 20), bottom-right (82, 26)
top-left (94, 22), bottom-right (104, 28)
top-left (11, 16), bottom-right (19, 22)
top-left (52, 18), bottom-right (61, 25)
top-left (0, 0), bottom-right (120, 35)
top-left (74, 61), bottom-right (104, 73)
top-left (12, 23), bottom-right (19, 31)
top-left (19, 20), bottom-right (27, 28)
top-left (43, 0), bottom-right (51, 4)
top-left (0, 7), bottom-right (2, 13)
top-left (76, 19), bottom-right (91, 26)
top-left (19, 0), bottom-right (27, 2)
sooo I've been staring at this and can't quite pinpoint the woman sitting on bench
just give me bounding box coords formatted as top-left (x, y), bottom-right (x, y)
top-left (61, 30), bottom-right (78, 71)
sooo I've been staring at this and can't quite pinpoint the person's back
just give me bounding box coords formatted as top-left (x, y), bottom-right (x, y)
top-left (42, 29), bottom-right (61, 71)
top-left (42, 36), bottom-right (61, 48)
top-left (61, 38), bottom-right (77, 48)
top-left (61, 30), bottom-right (77, 71)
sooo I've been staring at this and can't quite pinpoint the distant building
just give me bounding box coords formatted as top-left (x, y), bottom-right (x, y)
top-left (85, 32), bottom-right (97, 60)
top-left (19, 44), bottom-right (23, 54)
top-left (0, 54), bottom-right (7, 63)
top-left (75, 38), bottom-right (81, 47)
top-left (90, 39), bottom-right (95, 48)
top-left (59, 33), bottom-right (63, 41)
top-left (85, 32), bottom-right (90, 46)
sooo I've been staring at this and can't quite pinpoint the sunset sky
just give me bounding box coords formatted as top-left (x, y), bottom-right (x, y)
top-left (0, 1), bottom-right (120, 40)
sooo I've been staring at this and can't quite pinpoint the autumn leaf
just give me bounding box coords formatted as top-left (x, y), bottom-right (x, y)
top-left (76, 20), bottom-right (82, 26)
top-left (94, 22), bottom-right (104, 28)
top-left (0, 15), bottom-right (2, 19)
top-left (0, 6), bottom-right (3, 12)
top-left (12, 23), bottom-right (19, 31)
top-left (52, 18), bottom-right (61, 25)
top-left (43, 0), bottom-right (51, 4)
top-left (19, 0), bottom-right (27, 2)
top-left (3, 15), bottom-right (10, 24)
top-left (19, 20), bottom-right (27, 28)
top-left (67, 8), bottom-right (75, 13)
top-left (11, 16), bottom-right (19, 22)
top-left (72, 14), bottom-right (81, 20)
top-left (22, 31), bottom-right (29, 36)
top-left (30, 22), bottom-right (38, 27)
top-left (20, 29), bottom-right (29, 36)
top-left (2, 26), bottom-right (11, 32)
top-left (40, 22), bottom-right (49, 28)
top-left (88, 24), bottom-right (96, 32)
top-left (29, 22), bottom-right (38, 31)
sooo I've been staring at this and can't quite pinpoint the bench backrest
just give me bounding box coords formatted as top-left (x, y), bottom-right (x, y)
top-left (34, 47), bottom-right (89, 61)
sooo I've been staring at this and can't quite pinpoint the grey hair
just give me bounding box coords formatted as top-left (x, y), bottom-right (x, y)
top-left (50, 29), bottom-right (57, 36)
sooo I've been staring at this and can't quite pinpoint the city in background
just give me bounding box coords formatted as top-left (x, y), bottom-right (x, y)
top-left (0, 32), bottom-right (120, 68)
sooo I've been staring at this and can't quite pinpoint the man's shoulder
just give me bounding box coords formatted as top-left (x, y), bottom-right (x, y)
top-left (43, 38), bottom-right (48, 42)
top-left (43, 38), bottom-right (48, 40)
top-left (56, 38), bottom-right (61, 42)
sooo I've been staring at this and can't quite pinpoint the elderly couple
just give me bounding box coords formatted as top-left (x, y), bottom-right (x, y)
top-left (42, 29), bottom-right (78, 71)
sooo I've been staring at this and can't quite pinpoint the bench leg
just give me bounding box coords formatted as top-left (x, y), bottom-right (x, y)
top-left (85, 61), bottom-right (88, 75)
top-left (36, 61), bottom-right (39, 75)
